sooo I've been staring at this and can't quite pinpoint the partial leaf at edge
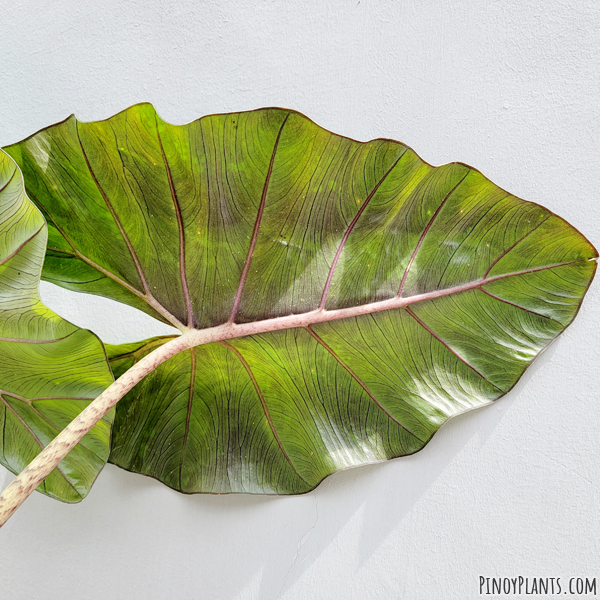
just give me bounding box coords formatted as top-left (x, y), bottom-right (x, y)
top-left (5, 105), bottom-right (597, 495)
top-left (0, 150), bottom-right (114, 502)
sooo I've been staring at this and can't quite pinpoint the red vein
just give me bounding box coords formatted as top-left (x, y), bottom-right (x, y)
top-left (66, 247), bottom-right (183, 328)
top-left (28, 190), bottom-right (185, 330)
top-left (0, 395), bottom-right (81, 497)
top-left (219, 340), bottom-right (309, 485)
top-left (478, 287), bottom-right (561, 323)
top-left (319, 151), bottom-right (407, 310)
top-left (0, 332), bottom-right (75, 344)
top-left (175, 260), bottom-right (585, 351)
top-left (64, 251), bottom-right (140, 299)
top-left (179, 347), bottom-right (196, 489)
top-left (304, 326), bottom-right (424, 442)
top-left (31, 196), bottom-right (143, 298)
top-left (228, 114), bottom-right (290, 324)
top-left (0, 168), bottom-right (17, 194)
top-left (0, 396), bottom-right (43, 444)
top-left (404, 306), bottom-right (503, 391)
top-left (0, 226), bottom-right (44, 267)
top-left (75, 123), bottom-right (152, 297)
top-left (156, 121), bottom-right (194, 328)
top-left (0, 390), bottom-right (96, 403)
top-left (1, 390), bottom-right (34, 403)
top-left (398, 172), bottom-right (469, 297)
top-left (484, 215), bottom-right (551, 278)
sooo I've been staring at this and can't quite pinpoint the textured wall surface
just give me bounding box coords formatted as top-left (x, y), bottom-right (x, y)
top-left (0, 1), bottom-right (598, 598)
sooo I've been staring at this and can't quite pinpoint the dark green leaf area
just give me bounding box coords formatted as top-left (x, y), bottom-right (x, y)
top-left (108, 328), bottom-right (425, 494)
top-left (110, 339), bottom-right (311, 494)
top-left (483, 259), bottom-right (595, 325)
top-left (4, 106), bottom-right (597, 497)
top-left (0, 151), bottom-right (114, 502)
top-left (5, 105), bottom-right (294, 327)
top-left (3, 105), bottom-right (415, 326)
top-left (105, 335), bottom-right (177, 379)
top-left (107, 252), bottom-right (597, 495)
top-left (6, 105), bottom-right (596, 332)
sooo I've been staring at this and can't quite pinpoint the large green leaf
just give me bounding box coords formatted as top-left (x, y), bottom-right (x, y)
top-left (5, 105), bottom-right (597, 494)
top-left (0, 150), bottom-right (114, 502)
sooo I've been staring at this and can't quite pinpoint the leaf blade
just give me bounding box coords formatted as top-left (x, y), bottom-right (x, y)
top-left (6, 105), bottom-right (597, 495)
top-left (0, 150), bottom-right (114, 502)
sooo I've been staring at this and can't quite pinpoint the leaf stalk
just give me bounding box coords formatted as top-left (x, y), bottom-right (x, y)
top-left (0, 258), bottom-right (584, 527)
top-left (0, 331), bottom-right (199, 528)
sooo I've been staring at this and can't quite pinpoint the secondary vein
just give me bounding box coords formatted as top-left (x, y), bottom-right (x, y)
top-left (228, 113), bottom-right (290, 323)
top-left (304, 326), bottom-right (424, 442)
top-left (219, 339), bottom-right (310, 486)
top-left (156, 118), bottom-right (194, 328)
top-left (319, 149), bottom-right (407, 310)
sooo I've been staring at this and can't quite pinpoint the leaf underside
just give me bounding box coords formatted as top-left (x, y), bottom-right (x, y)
top-left (4, 104), bottom-right (597, 496)
top-left (0, 151), bottom-right (114, 502)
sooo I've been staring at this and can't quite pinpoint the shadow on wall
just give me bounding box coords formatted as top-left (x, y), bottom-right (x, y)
top-left (260, 341), bottom-right (556, 599)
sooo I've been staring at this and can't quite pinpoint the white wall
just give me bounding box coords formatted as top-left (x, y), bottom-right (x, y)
top-left (1, 2), bottom-right (598, 598)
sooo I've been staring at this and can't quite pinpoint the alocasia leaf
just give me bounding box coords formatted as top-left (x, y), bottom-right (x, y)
top-left (4, 104), bottom-right (597, 495)
top-left (0, 150), bottom-right (114, 502)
